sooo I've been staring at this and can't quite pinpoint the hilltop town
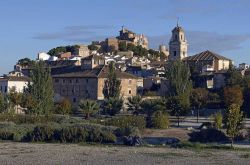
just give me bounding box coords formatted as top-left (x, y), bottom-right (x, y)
top-left (1, 24), bottom-right (249, 105)
top-left (1, 24), bottom-right (250, 164)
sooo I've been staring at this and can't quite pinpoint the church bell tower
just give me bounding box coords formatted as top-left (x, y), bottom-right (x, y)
top-left (169, 23), bottom-right (188, 60)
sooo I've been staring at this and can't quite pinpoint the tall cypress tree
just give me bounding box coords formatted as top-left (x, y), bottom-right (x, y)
top-left (27, 61), bottom-right (54, 115)
top-left (102, 62), bottom-right (123, 115)
top-left (103, 62), bottom-right (121, 99)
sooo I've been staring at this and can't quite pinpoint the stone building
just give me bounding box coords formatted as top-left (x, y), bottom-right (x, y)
top-left (169, 25), bottom-right (188, 60)
top-left (52, 55), bottom-right (138, 104)
top-left (75, 45), bottom-right (90, 58)
top-left (184, 50), bottom-right (232, 72)
top-left (117, 27), bottom-right (149, 49)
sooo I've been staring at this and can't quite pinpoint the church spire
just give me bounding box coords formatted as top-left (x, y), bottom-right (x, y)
top-left (177, 17), bottom-right (179, 27)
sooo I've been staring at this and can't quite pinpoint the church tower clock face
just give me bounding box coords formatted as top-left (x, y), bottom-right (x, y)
top-left (169, 24), bottom-right (188, 61)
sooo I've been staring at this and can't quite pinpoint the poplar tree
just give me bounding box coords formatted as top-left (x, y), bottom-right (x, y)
top-left (27, 61), bottom-right (54, 115)
top-left (165, 60), bottom-right (192, 126)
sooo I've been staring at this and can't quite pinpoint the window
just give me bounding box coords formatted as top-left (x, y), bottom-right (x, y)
top-left (174, 51), bottom-right (177, 56)
top-left (55, 79), bottom-right (59, 83)
top-left (128, 90), bottom-right (132, 94)
top-left (5, 86), bottom-right (7, 93)
top-left (183, 51), bottom-right (186, 56)
top-left (69, 79), bottom-right (72, 83)
top-left (86, 79), bottom-right (88, 83)
top-left (129, 79), bottom-right (132, 84)
top-left (76, 79), bottom-right (79, 83)
top-left (63, 79), bottom-right (66, 83)
top-left (175, 35), bottom-right (177, 40)
top-left (181, 35), bottom-right (183, 40)
top-left (73, 98), bottom-right (76, 103)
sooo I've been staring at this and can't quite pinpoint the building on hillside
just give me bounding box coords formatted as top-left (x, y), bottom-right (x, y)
top-left (58, 52), bottom-right (72, 60)
top-left (117, 27), bottom-right (149, 49)
top-left (0, 75), bottom-right (30, 94)
top-left (159, 45), bottom-right (169, 59)
top-left (184, 50), bottom-right (232, 72)
top-left (81, 54), bottom-right (105, 70)
top-left (75, 45), bottom-right (90, 58)
top-left (104, 38), bottom-right (119, 51)
top-left (52, 56), bottom-right (138, 104)
top-left (169, 24), bottom-right (188, 60)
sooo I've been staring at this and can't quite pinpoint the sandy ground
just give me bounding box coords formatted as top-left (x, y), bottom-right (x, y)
top-left (0, 142), bottom-right (250, 165)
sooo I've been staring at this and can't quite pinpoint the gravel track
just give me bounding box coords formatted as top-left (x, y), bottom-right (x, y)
top-left (0, 142), bottom-right (250, 165)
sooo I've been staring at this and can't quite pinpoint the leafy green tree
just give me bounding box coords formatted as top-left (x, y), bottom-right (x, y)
top-left (8, 88), bottom-right (22, 107)
top-left (20, 93), bottom-right (37, 114)
top-left (190, 88), bottom-right (209, 122)
top-left (103, 62), bottom-right (121, 99)
top-left (57, 98), bottom-right (72, 115)
top-left (27, 61), bottom-right (54, 115)
top-left (165, 60), bottom-right (192, 126)
top-left (17, 58), bottom-right (34, 67)
top-left (102, 97), bottom-right (123, 116)
top-left (213, 111), bottom-right (223, 130)
top-left (225, 64), bottom-right (243, 87)
top-left (47, 46), bottom-right (67, 57)
top-left (141, 99), bottom-right (167, 127)
top-left (0, 92), bottom-right (7, 113)
top-left (223, 86), bottom-right (243, 108)
top-left (127, 95), bottom-right (142, 115)
top-left (151, 111), bottom-right (169, 129)
top-left (79, 99), bottom-right (99, 119)
top-left (225, 104), bottom-right (243, 148)
top-left (47, 45), bottom-right (80, 57)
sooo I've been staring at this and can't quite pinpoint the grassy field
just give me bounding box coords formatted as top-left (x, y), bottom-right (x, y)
top-left (0, 142), bottom-right (250, 165)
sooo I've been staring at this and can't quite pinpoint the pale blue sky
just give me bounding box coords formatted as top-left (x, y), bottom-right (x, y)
top-left (0, 0), bottom-right (250, 74)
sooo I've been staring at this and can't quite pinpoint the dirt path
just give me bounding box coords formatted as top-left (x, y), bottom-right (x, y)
top-left (0, 142), bottom-right (250, 165)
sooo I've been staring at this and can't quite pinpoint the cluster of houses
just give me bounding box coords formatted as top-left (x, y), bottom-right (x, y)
top-left (1, 25), bottom-right (248, 107)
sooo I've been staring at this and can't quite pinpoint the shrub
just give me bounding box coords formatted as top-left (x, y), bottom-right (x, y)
top-left (0, 114), bottom-right (85, 124)
top-left (151, 111), bottom-right (169, 129)
top-left (115, 126), bottom-right (140, 137)
top-left (103, 116), bottom-right (146, 130)
top-left (213, 112), bottom-right (223, 129)
top-left (25, 125), bottom-right (55, 142)
top-left (0, 123), bottom-right (35, 141)
top-left (54, 126), bottom-right (88, 143)
top-left (0, 131), bottom-right (14, 140)
top-left (0, 122), bottom-right (117, 144)
top-left (189, 128), bottom-right (228, 143)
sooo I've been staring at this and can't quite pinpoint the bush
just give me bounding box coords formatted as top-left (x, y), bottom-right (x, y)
top-left (0, 114), bottom-right (85, 124)
top-left (213, 112), bottom-right (223, 129)
top-left (151, 111), bottom-right (169, 129)
top-left (0, 131), bottom-right (14, 140)
top-left (0, 121), bottom-right (117, 144)
top-left (103, 116), bottom-right (146, 130)
top-left (25, 125), bottom-right (55, 142)
top-left (189, 128), bottom-right (228, 143)
top-left (54, 126), bottom-right (88, 143)
top-left (115, 126), bottom-right (140, 137)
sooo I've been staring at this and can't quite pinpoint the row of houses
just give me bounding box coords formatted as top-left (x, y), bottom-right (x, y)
top-left (1, 25), bottom-right (248, 107)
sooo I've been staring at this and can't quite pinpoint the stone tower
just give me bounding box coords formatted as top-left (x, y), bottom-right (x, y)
top-left (169, 24), bottom-right (188, 60)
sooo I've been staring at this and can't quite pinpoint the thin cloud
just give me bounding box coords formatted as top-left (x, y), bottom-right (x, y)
top-left (33, 25), bottom-right (114, 41)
